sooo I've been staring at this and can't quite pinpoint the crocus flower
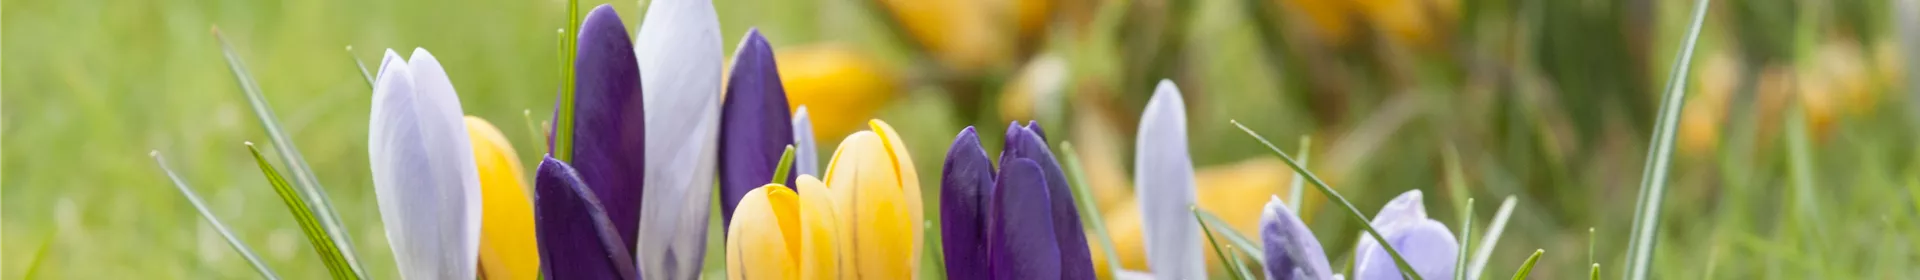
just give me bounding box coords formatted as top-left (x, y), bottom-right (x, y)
top-left (1351, 190), bottom-right (1458, 280)
top-left (534, 156), bottom-right (638, 279)
top-left (724, 119), bottom-right (921, 279)
top-left (1134, 79), bottom-right (1204, 279)
top-left (718, 28), bottom-right (796, 227)
top-left (941, 123), bottom-right (1096, 279)
top-left (366, 47), bottom-right (482, 279)
top-left (634, 0), bottom-right (724, 277)
top-left (792, 106), bottom-right (819, 176)
top-left (1261, 196), bottom-right (1334, 280)
top-left (777, 44), bottom-right (896, 140)
top-left (466, 117), bottom-right (539, 280)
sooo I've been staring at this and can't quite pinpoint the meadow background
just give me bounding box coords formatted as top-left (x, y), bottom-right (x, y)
top-left (5, 0), bottom-right (1919, 278)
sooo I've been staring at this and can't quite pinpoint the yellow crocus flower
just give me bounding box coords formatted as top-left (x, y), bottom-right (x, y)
top-left (820, 119), bottom-right (923, 279)
top-left (724, 176), bottom-right (843, 280)
top-left (464, 116), bottom-right (539, 280)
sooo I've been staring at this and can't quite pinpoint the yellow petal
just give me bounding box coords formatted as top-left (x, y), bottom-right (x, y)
top-left (867, 119), bottom-right (923, 270)
top-left (796, 175), bottom-right (840, 279)
top-left (823, 131), bottom-right (915, 279)
top-left (465, 116), bottom-right (539, 280)
top-left (778, 44), bottom-right (898, 140)
top-left (727, 184), bottom-right (802, 279)
top-left (876, 0), bottom-right (1008, 73)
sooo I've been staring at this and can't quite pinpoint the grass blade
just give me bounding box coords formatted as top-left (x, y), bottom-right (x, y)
top-left (772, 145), bottom-right (795, 185)
top-left (552, 0), bottom-right (582, 161)
top-left (1468, 196), bottom-right (1517, 279)
top-left (23, 226), bottom-right (57, 279)
top-left (214, 28), bottom-right (365, 277)
top-left (1286, 135), bottom-right (1311, 212)
top-left (1231, 120), bottom-right (1424, 280)
top-left (1456, 198), bottom-right (1473, 280)
top-left (1622, 0), bottom-right (1711, 278)
top-left (1194, 207), bottom-right (1248, 280)
top-left (1060, 142), bottom-right (1124, 278)
top-left (1195, 208), bottom-right (1266, 264)
top-left (247, 142), bottom-right (362, 280)
top-left (346, 45), bottom-right (373, 88)
top-left (1591, 263), bottom-right (1601, 280)
top-left (153, 151), bottom-right (281, 279)
top-left (1511, 249), bottom-right (1544, 280)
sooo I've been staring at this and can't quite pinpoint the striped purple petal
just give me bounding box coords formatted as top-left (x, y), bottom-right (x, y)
top-left (564, 4), bottom-right (646, 252)
top-left (718, 28), bottom-right (796, 228)
top-left (988, 159), bottom-right (1062, 279)
top-left (1000, 122), bottom-right (1096, 279)
top-left (534, 156), bottom-right (639, 280)
top-left (1260, 196), bottom-right (1332, 280)
top-left (940, 126), bottom-right (995, 279)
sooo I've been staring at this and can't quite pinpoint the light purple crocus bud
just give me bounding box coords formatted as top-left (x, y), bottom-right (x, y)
top-left (1352, 190), bottom-right (1459, 280)
top-left (1262, 196), bottom-right (1333, 280)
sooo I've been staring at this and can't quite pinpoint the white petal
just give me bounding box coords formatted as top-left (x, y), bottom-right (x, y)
top-left (792, 106), bottom-right (818, 176)
top-left (368, 48), bottom-right (480, 280)
top-left (1134, 79), bottom-right (1204, 279)
top-left (634, 0), bottom-right (724, 278)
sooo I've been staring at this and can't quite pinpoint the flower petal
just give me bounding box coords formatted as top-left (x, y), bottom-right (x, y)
top-left (795, 175), bottom-right (840, 278)
top-left (793, 106), bottom-right (820, 176)
top-left (534, 156), bottom-right (638, 279)
top-left (726, 184), bottom-right (800, 280)
top-left (939, 126), bottom-right (995, 278)
top-left (867, 119), bottom-right (927, 273)
top-left (1261, 196), bottom-right (1332, 280)
top-left (567, 4), bottom-right (647, 253)
top-left (1001, 122), bottom-right (1096, 278)
top-left (367, 48), bottom-right (481, 280)
top-left (468, 117), bottom-right (540, 280)
top-left (988, 159), bottom-right (1062, 279)
top-left (635, 0), bottom-right (725, 277)
top-left (719, 28), bottom-right (797, 227)
top-left (1352, 219), bottom-right (1458, 280)
top-left (1352, 190), bottom-right (1429, 270)
top-left (1133, 79), bottom-right (1204, 279)
top-left (823, 131), bottom-right (915, 278)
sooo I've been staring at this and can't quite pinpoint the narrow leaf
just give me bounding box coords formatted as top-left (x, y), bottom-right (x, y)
top-left (1286, 135), bottom-right (1310, 212)
top-left (347, 45), bottom-right (373, 88)
top-left (1590, 263), bottom-right (1601, 280)
top-left (1510, 249), bottom-right (1543, 280)
top-left (1195, 207), bottom-right (1247, 280)
top-left (1456, 198), bottom-right (1473, 280)
top-left (772, 145), bottom-right (795, 185)
top-left (1195, 208), bottom-right (1266, 264)
top-left (154, 151), bottom-right (280, 279)
top-left (1623, 0), bottom-right (1711, 278)
top-left (215, 28), bottom-right (365, 278)
top-left (1232, 120), bottom-right (1423, 280)
top-left (1467, 196), bottom-right (1517, 279)
top-left (1060, 142), bottom-right (1124, 279)
top-left (246, 142), bottom-right (361, 279)
top-left (552, 0), bottom-right (583, 161)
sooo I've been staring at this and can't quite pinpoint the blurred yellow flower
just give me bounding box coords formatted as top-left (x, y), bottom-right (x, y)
top-left (726, 120), bottom-right (922, 279)
top-left (778, 45), bottom-right (899, 140)
top-left (1094, 158), bottom-right (1302, 276)
top-left (875, 0), bottom-right (1041, 74)
top-left (464, 116), bottom-right (539, 280)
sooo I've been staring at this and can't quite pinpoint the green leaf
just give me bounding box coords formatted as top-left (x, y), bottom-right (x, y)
top-left (1591, 263), bottom-right (1601, 280)
top-left (1194, 207), bottom-right (1247, 280)
top-left (1511, 249), bottom-right (1544, 280)
top-left (1622, 0), bottom-right (1711, 278)
top-left (1231, 120), bottom-right (1424, 280)
top-left (1456, 198), bottom-right (1473, 280)
top-left (1286, 135), bottom-right (1311, 212)
top-left (1194, 207), bottom-right (1266, 265)
top-left (1060, 142), bottom-right (1124, 278)
top-left (346, 45), bottom-right (373, 88)
top-left (552, 0), bottom-right (582, 162)
top-left (773, 145), bottom-right (796, 185)
top-left (1468, 196), bottom-right (1517, 280)
top-left (247, 142), bottom-right (362, 280)
top-left (214, 28), bottom-right (365, 278)
top-left (153, 151), bottom-right (281, 280)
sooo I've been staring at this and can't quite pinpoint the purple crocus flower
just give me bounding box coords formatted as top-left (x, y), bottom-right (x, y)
top-left (940, 123), bottom-right (1096, 279)
top-left (533, 156), bottom-right (638, 279)
top-left (1260, 196), bottom-right (1334, 280)
top-left (551, 4), bottom-right (646, 255)
top-left (717, 28), bottom-right (796, 228)
top-left (1352, 190), bottom-right (1459, 280)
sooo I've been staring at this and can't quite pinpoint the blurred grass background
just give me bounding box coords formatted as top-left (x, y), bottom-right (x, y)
top-left (4, 0), bottom-right (1919, 278)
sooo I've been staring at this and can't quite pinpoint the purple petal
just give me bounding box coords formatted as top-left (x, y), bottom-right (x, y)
top-left (565, 4), bottom-right (646, 252)
top-left (1024, 121), bottom-right (1048, 141)
top-left (1260, 196), bottom-right (1332, 280)
top-left (988, 159), bottom-right (1062, 279)
top-left (1352, 219), bottom-right (1458, 280)
top-left (1353, 190), bottom-right (1430, 270)
top-left (940, 126), bottom-right (995, 279)
top-left (999, 122), bottom-right (1096, 278)
top-left (534, 156), bottom-right (639, 280)
top-left (718, 28), bottom-right (796, 228)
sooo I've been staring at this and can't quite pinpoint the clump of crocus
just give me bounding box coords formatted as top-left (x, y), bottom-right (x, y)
top-left (365, 47), bottom-right (484, 279)
top-left (939, 123), bottom-right (1095, 279)
top-left (1351, 190), bottom-right (1459, 280)
top-left (726, 119), bottom-right (925, 279)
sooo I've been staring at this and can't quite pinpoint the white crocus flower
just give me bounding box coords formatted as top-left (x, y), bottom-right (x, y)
top-left (366, 48), bottom-right (482, 280)
top-left (634, 0), bottom-right (724, 278)
top-left (1134, 79), bottom-right (1205, 279)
